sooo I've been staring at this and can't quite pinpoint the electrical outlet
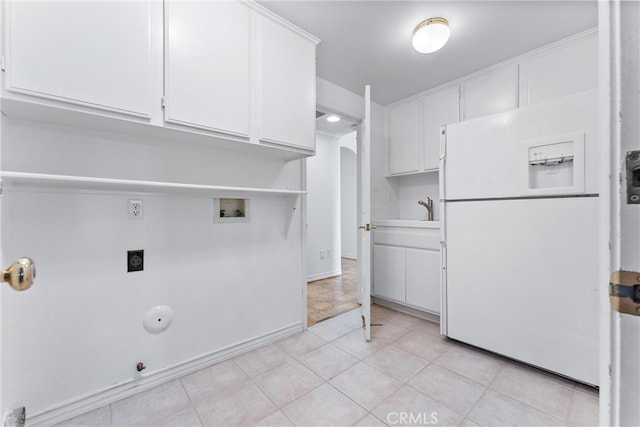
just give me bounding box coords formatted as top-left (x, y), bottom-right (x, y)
top-left (320, 250), bottom-right (326, 260)
top-left (128, 199), bottom-right (143, 219)
top-left (327, 249), bottom-right (332, 258)
top-left (127, 250), bottom-right (144, 272)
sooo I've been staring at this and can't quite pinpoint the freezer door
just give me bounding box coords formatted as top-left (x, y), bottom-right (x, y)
top-left (443, 90), bottom-right (598, 200)
top-left (444, 196), bottom-right (599, 385)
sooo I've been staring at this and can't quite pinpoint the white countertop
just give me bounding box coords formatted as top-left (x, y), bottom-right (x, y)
top-left (372, 219), bottom-right (440, 229)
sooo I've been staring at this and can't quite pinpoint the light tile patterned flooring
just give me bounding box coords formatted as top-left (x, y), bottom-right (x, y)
top-left (307, 258), bottom-right (359, 326)
top-left (59, 305), bottom-right (599, 427)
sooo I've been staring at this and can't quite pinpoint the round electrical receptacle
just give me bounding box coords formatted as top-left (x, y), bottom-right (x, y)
top-left (143, 305), bottom-right (174, 334)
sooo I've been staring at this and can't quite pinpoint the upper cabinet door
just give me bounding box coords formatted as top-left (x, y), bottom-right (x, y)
top-left (461, 65), bottom-right (518, 121)
top-left (165, 0), bottom-right (250, 138)
top-left (519, 32), bottom-right (598, 107)
top-left (422, 85), bottom-right (459, 171)
top-left (388, 99), bottom-right (421, 175)
top-left (5, 0), bottom-right (154, 118)
top-left (259, 15), bottom-right (316, 151)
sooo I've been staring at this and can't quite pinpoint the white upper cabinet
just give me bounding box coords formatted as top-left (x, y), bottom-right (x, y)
top-left (4, 0), bottom-right (155, 118)
top-left (460, 64), bottom-right (518, 121)
top-left (519, 32), bottom-right (598, 107)
top-left (259, 14), bottom-right (317, 151)
top-left (422, 85), bottom-right (459, 171)
top-left (388, 99), bottom-right (421, 175)
top-left (388, 85), bottom-right (459, 175)
top-left (165, 1), bottom-right (251, 138)
top-left (2, 0), bottom-right (317, 159)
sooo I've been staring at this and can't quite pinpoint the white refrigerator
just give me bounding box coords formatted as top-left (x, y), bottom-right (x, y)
top-left (440, 90), bottom-right (599, 385)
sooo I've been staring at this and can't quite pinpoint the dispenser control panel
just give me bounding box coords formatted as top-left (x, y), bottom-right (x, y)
top-left (529, 141), bottom-right (574, 166)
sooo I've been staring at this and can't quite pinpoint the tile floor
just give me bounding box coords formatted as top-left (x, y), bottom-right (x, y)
top-left (58, 305), bottom-right (599, 427)
top-left (307, 258), bottom-right (359, 326)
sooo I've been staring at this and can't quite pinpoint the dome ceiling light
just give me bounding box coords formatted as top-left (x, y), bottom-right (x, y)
top-left (412, 17), bottom-right (450, 54)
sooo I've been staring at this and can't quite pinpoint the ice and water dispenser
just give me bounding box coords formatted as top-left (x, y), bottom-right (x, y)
top-left (524, 132), bottom-right (585, 195)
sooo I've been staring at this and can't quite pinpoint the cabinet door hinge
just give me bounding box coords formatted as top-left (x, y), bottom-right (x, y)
top-left (1, 56), bottom-right (5, 72)
top-left (161, 96), bottom-right (166, 109)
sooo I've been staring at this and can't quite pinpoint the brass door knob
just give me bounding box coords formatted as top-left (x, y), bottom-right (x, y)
top-left (3, 258), bottom-right (36, 291)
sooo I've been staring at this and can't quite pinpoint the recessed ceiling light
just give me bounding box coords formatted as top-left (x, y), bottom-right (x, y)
top-left (326, 115), bottom-right (341, 123)
top-left (412, 17), bottom-right (450, 54)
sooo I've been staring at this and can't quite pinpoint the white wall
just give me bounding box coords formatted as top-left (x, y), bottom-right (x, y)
top-left (306, 133), bottom-right (341, 280)
top-left (370, 100), bottom-right (399, 221)
top-left (340, 132), bottom-right (357, 259)
top-left (397, 173), bottom-right (440, 221)
top-left (315, 77), bottom-right (396, 247)
top-left (0, 117), bottom-right (305, 423)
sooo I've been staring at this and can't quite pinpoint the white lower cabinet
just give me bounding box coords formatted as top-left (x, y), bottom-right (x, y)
top-left (373, 245), bottom-right (405, 302)
top-left (405, 248), bottom-right (440, 313)
top-left (372, 225), bottom-right (441, 315)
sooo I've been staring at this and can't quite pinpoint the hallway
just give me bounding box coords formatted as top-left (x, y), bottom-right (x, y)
top-left (307, 258), bottom-right (359, 326)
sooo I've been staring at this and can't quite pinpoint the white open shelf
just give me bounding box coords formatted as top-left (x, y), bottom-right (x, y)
top-left (0, 98), bottom-right (315, 162)
top-left (0, 171), bottom-right (306, 197)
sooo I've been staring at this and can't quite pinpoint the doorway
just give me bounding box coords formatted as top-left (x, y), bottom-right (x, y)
top-left (306, 110), bottom-right (360, 326)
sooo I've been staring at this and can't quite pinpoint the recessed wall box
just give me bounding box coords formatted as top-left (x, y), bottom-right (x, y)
top-left (214, 198), bottom-right (250, 223)
top-left (521, 132), bottom-right (585, 196)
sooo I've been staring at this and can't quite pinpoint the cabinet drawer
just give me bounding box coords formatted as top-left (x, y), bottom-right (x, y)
top-left (373, 227), bottom-right (439, 250)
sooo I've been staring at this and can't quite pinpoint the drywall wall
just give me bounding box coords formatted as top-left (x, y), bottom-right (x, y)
top-left (397, 173), bottom-right (440, 221)
top-left (306, 133), bottom-right (341, 280)
top-left (316, 77), bottom-right (398, 221)
top-left (340, 133), bottom-right (357, 259)
top-left (0, 117), bottom-right (305, 422)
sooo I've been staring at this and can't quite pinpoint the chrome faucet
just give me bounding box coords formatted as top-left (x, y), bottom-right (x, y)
top-left (418, 197), bottom-right (434, 221)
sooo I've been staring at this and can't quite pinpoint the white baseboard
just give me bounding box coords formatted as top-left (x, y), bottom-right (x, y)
top-left (26, 322), bottom-right (303, 427)
top-left (306, 270), bottom-right (341, 283)
top-left (372, 297), bottom-right (440, 324)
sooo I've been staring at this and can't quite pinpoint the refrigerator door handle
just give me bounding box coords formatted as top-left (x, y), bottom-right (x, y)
top-left (439, 240), bottom-right (448, 335)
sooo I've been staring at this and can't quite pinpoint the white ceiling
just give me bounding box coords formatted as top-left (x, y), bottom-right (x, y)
top-left (316, 109), bottom-right (359, 136)
top-left (258, 0), bottom-right (598, 105)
